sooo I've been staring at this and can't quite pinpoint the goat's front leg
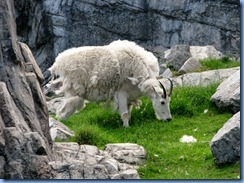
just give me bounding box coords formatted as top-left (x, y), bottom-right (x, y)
top-left (57, 96), bottom-right (84, 120)
top-left (127, 99), bottom-right (142, 120)
top-left (117, 91), bottom-right (130, 127)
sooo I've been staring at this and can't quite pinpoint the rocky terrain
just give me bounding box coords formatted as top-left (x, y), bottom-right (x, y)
top-left (0, 0), bottom-right (54, 178)
top-left (0, 0), bottom-right (240, 179)
top-left (14, 0), bottom-right (240, 82)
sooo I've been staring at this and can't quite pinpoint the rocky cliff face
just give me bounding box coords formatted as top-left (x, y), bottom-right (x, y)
top-left (0, 0), bottom-right (55, 178)
top-left (15, 0), bottom-right (240, 83)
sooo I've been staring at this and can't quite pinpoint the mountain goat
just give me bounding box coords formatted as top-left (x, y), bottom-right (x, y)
top-left (49, 40), bottom-right (173, 127)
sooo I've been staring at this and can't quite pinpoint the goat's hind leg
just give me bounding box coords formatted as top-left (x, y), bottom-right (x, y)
top-left (117, 91), bottom-right (130, 127)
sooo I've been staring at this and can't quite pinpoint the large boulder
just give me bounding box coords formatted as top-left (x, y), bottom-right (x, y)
top-left (211, 70), bottom-right (240, 113)
top-left (162, 44), bottom-right (225, 74)
top-left (190, 45), bottom-right (223, 60)
top-left (210, 112), bottom-right (240, 165)
top-left (159, 67), bottom-right (240, 89)
top-left (49, 142), bottom-right (145, 179)
top-left (164, 45), bottom-right (192, 70)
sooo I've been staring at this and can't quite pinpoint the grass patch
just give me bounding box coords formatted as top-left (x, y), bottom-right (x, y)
top-left (59, 83), bottom-right (240, 179)
top-left (172, 57), bottom-right (240, 76)
top-left (198, 56), bottom-right (240, 71)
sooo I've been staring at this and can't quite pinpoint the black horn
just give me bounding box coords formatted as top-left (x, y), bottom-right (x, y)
top-left (168, 78), bottom-right (173, 97)
top-left (159, 81), bottom-right (167, 99)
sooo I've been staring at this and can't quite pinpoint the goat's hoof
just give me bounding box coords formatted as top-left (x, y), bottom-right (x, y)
top-left (123, 122), bottom-right (130, 128)
top-left (123, 124), bottom-right (129, 128)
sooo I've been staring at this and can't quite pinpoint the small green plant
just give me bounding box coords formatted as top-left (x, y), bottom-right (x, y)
top-left (70, 126), bottom-right (114, 147)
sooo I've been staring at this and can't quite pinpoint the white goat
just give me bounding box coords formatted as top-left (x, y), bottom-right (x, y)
top-left (49, 40), bottom-right (173, 127)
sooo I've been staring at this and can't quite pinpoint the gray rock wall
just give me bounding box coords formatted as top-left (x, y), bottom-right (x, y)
top-left (0, 0), bottom-right (55, 178)
top-left (15, 0), bottom-right (240, 82)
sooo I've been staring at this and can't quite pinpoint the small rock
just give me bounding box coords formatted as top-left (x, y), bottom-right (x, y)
top-left (180, 135), bottom-right (197, 143)
top-left (159, 63), bottom-right (168, 75)
top-left (179, 57), bottom-right (202, 74)
top-left (49, 117), bottom-right (75, 141)
top-left (46, 97), bottom-right (64, 115)
top-left (204, 109), bottom-right (208, 114)
top-left (160, 68), bottom-right (173, 78)
top-left (119, 169), bottom-right (140, 179)
top-left (104, 143), bottom-right (146, 165)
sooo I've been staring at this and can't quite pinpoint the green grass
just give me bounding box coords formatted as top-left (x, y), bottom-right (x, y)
top-left (58, 83), bottom-right (240, 179)
top-left (173, 57), bottom-right (240, 76)
top-left (198, 56), bottom-right (240, 71)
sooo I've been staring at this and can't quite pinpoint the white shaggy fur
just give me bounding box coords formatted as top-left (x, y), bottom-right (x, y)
top-left (49, 40), bottom-right (172, 127)
top-left (108, 40), bottom-right (160, 76)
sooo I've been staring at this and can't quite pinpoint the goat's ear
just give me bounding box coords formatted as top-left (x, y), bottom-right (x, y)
top-left (128, 77), bottom-right (139, 85)
top-left (151, 86), bottom-right (158, 98)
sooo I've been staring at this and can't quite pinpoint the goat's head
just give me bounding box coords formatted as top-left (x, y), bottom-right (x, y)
top-left (151, 79), bottom-right (173, 122)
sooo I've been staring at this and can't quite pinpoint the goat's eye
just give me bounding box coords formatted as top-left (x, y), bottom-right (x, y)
top-left (161, 101), bottom-right (165, 105)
